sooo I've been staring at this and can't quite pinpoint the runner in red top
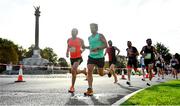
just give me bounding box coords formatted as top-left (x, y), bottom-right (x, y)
top-left (66, 28), bottom-right (87, 93)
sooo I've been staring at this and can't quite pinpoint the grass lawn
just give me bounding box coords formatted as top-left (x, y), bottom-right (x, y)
top-left (122, 80), bottom-right (180, 105)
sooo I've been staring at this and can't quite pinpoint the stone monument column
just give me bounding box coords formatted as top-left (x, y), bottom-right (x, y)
top-left (32, 6), bottom-right (41, 58)
top-left (22, 6), bottom-right (49, 66)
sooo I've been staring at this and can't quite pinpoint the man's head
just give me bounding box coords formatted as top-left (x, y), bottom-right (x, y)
top-left (108, 40), bottom-right (112, 46)
top-left (146, 38), bottom-right (152, 46)
top-left (127, 41), bottom-right (132, 48)
top-left (71, 28), bottom-right (78, 38)
top-left (90, 23), bottom-right (98, 34)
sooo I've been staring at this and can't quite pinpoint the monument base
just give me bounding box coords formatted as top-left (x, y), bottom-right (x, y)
top-left (22, 49), bottom-right (49, 65)
top-left (22, 57), bottom-right (49, 65)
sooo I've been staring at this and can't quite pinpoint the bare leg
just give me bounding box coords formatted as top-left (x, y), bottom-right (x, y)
top-left (142, 68), bottom-right (145, 81)
top-left (148, 64), bottom-right (153, 81)
top-left (77, 68), bottom-right (87, 75)
top-left (71, 62), bottom-right (79, 88)
top-left (87, 64), bottom-right (94, 88)
top-left (110, 64), bottom-right (118, 83)
top-left (98, 68), bottom-right (109, 76)
top-left (127, 68), bottom-right (132, 81)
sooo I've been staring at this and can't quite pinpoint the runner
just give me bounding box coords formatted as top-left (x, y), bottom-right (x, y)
top-left (126, 41), bottom-right (139, 86)
top-left (155, 53), bottom-right (163, 80)
top-left (140, 38), bottom-right (157, 86)
top-left (140, 56), bottom-right (146, 81)
top-left (84, 23), bottom-right (110, 96)
top-left (104, 40), bottom-right (120, 83)
top-left (66, 28), bottom-right (87, 93)
top-left (160, 55), bottom-right (165, 79)
top-left (170, 55), bottom-right (179, 79)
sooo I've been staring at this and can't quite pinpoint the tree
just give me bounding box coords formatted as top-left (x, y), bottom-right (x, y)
top-left (24, 45), bottom-right (34, 58)
top-left (41, 47), bottom-right (58, 64)
top-left (0, 38), bottom-right (19, 64)
top-left (116, 55), bottom-right (127, 68)
top-left (57, 57), bottom-right (69, 70)
top-left (17, 46), bottom-right (27, 61)
top-left (154, 42), bottom-right (172, 63)
top-left (57, 58), bottom-right (68, 67)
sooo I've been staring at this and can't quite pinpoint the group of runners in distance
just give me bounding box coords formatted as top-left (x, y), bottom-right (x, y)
top-left (66, 23), bottom-right (179, 96)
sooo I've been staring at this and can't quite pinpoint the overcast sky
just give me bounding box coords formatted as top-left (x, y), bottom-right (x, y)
top-left (1, 0), bottom-right (180, 67)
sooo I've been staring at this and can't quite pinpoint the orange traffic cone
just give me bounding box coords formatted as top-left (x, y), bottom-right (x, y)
top-left (15, 65), bottom-right (25, 82)
top-left (121, 69), bottom-right (126, 80)
top-left (145, 73), bottom-right (149, 78)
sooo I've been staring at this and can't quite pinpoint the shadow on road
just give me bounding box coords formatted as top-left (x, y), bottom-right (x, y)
top-left (65, 98), bottom-right (88, 105)
top-left (90, 96), bottom-right (108, 105)
top-left (107, 94), bottom-right (124, 105)
top-left (116, 83), bottom-right (142, 92)
top-left (0, 82), bottom-right (16, 86)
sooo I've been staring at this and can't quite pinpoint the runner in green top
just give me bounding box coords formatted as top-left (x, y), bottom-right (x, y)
top-left (84, 23), bottom-right (111, 96)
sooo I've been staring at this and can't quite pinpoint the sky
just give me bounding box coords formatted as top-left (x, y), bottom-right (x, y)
top-left (1, 0), bottom-right (180, 67)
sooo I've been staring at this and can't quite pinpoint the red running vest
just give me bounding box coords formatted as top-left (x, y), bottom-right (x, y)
top-left (68, 37), bottom-right (82, 58)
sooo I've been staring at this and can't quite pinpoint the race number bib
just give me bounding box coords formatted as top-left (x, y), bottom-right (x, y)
top-left (145, 53), bottom-right (151, 59)
top-left (69, 47), bottom-right (76, 52)
top-left (172, 63), bottom-right (176, 66)
top-left (156, 60), bottom-right (160, 64)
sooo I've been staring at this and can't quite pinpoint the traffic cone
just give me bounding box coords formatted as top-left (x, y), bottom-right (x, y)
top-left (121, 69), bottom-right (126, 80)
top-left (145, 73), bottom-right (149, 78)
top-left (15, 65), bottom-right (25, 82)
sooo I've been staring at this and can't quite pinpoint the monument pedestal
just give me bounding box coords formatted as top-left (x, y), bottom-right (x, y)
top-left (32, 49), bottom-right (41, 58)
top-left (23, 49), bottom-right (49, 65)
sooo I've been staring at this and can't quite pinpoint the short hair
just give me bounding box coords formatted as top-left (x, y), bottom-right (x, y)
top-left (108, 40), bottom-right (112, 43)
top-left (72, 28), bottom-right (78, 32)
top-left (146, 38), bottom-right (152, 42)
top-left (90, 23), bottom-right (98, 29)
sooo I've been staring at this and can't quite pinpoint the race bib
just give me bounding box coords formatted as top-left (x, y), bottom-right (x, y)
top-left (69, 47), bottom-right (76, 52)
top-left (172, 63), bottom-right (176, 66)
top-left (145, 53), bottom-right (151, 59)
top-left (156, 61), bottom-right (160, 64)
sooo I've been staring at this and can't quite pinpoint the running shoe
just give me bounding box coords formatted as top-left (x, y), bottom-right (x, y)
top-left (84, 88), bottom-right (93, 96)
top-left (147, 83), bottom-right (151, 86)
top-left (142, 78), bottom-right (145, 81)
top-left (126, 81), bottom-right (131, 86)
top-left (68, 86), bottom-right (75, 93)
top-left (108, 72), bottom-right (112, 78)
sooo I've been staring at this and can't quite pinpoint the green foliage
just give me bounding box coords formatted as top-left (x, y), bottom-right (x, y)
top-left (154, 42), bottom-right (172, 63)
top-left (116, 55), bottom-right (127, 68)
top-left (0, 38), bottom-right (18, 64)
top-left (41, 47), bottom-right (58, 64)
top-left (58, 57), bottom-right (68, 67)
top-left (24, 45), bottom-right (34, 58)
top-left (122, 80), bottom-right (180, 105)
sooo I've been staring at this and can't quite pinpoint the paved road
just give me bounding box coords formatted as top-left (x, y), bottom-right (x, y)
top-left (0, 74), bottom-right (173, 105)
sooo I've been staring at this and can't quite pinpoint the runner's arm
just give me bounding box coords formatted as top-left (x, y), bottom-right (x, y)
top-left (176, 59), bottom-right (179, 64)
top-left (104, 48), bottom-right (107, 56)
top-left (81, 39), bottom-right (86, 53)
top-left (114, 46), bottom-right (120, 56)
top-left (135, 47), bottom-right (139, 56)
top-left (126, 48), bottom-right (129, 58)
top-left (66, 39), bottom-right (70, 58)
top-left (99, 34), bottom-right (108, 50)
top-left (153, 47), bottom-right (158, 55)
top-left (140, 46), bottom-right (145, 57)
